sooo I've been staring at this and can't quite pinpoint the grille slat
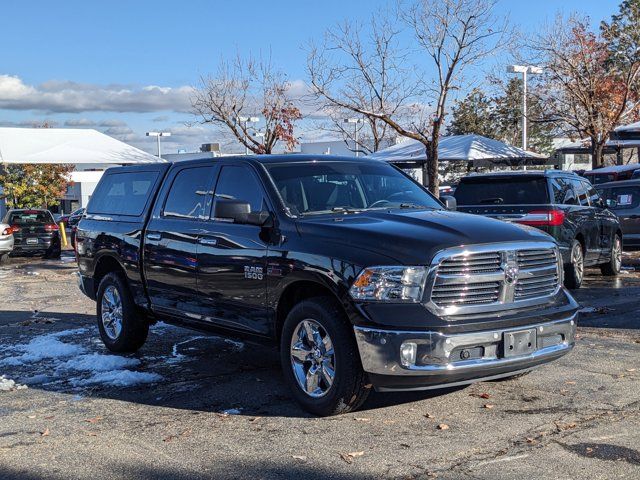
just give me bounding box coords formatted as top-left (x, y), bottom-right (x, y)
top-left (431, 246), bottom-right (560, 311)
top-left (438, 252), bottom-right (502, 275)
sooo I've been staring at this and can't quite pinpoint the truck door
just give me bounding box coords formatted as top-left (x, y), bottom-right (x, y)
top-left (196, 164), bottom-right (270, 336)
top-left (568, 178), bottom-right (599, 264)
top-left (143, 165), bottom-right (217, 316)
top-left (586, 183), bottom-right (615, 262)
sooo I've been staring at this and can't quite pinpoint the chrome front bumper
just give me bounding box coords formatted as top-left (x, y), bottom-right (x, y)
top-left (354, 314), bottom-right (577, 378)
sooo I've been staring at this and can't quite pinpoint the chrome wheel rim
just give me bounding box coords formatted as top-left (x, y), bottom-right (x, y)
top-left (572, 243), bottom-right (584, 283)
top-left (290, 319), bottom-right (335, 398)
top-left (101, 285), bottom-right (123, 340)
top-left (613, 237), bottom-right (622, 271)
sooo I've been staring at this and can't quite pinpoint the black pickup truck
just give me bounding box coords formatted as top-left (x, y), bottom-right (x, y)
top-left (76, 155), bottom-right (579, 415)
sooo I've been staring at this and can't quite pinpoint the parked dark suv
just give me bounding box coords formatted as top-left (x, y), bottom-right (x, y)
top-left (454, 171), bottom-right (622, 289)
top-left (596, 179), bottom-right (640, 247)
top-left (76, 156), bottom-right (579, 415)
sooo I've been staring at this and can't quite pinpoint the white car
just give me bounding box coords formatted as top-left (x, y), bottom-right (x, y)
top-left (0, 222), bottom-right (15, 263)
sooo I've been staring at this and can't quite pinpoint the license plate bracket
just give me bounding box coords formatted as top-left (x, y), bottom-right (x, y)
top-left (503, 329), bottom-right (536, 358)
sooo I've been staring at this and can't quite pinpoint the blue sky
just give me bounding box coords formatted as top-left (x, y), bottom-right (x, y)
top-left (0, 0), bottom-right (623, 154)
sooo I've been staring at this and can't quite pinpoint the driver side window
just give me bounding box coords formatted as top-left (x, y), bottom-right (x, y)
top-left (212, 166), bottom-right (266, 217)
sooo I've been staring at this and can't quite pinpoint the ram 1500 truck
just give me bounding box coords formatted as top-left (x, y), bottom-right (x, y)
top-left (76, 155), bottom-right (579, 416)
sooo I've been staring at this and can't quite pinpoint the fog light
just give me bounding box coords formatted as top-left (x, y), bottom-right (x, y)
top-left (400, 342), bottom-right (417, 367)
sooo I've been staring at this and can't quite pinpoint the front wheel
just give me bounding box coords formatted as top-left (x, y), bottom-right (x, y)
top-left (280, 297), bottom-right (370, 416)
top-left (96, 272), bottom-right (149, 353)
top-left (564, 240), bottom-right (584, 289)
top-left (600, 234), bottom-right (622, 276)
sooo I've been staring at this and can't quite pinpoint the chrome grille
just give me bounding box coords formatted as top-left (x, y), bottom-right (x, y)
top-left (437, 252), bottom-right (501, 274)
top-left (431, 280), bottom-right (500, 306)
top-left (428, 243), bottom-right (561, 315)
top-left (516, 249), bottom-right (557, 269)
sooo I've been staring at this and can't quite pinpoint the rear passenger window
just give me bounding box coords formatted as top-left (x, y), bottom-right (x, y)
top-left (88, 171), bottom-right (158, 216)
top-left (570, 179), bottom-right (590, 206)
top-left (213, 166), bottom-right (265, 214)
top-left (586, 184), bottom-right (601, 206)
top-left (551, 178), bottom-right (577, 205)
top-left (163, 166), bottom-right (216, 219)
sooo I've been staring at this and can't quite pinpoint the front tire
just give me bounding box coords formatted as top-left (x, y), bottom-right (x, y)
top-left (96, 272), bottom-right (148, 353)
top-left (280, 297), bottom-right (370, 416)
top-left (600, 234), bottom-right (622, 276)
top-left (564, 239), bottom-right (584, 289)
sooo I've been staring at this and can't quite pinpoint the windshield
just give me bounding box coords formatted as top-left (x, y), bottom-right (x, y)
top-left (455, 177), bottom-right (549, 205)
top-left (266, 161), bottom-right (442, 215)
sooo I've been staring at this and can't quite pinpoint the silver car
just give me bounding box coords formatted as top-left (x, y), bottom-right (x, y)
top-left (0, 222), bottom-right (15, 263)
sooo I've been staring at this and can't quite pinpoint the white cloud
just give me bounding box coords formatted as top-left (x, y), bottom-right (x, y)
top-left (0, 74), bottom-right (193, 113)
top-left (64, 118), bottom-right (96, 127)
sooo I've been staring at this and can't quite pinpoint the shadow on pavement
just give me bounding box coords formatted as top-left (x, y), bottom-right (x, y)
top-left (0, 309), bottom-right (461, 419)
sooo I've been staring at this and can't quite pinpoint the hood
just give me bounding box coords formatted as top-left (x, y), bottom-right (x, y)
top-left (297, 209), bottom-right (554, 265)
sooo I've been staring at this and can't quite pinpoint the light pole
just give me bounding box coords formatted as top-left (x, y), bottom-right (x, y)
top-left (146, 131), bottom-right (171, 159)
top-left (344, 118), bottom-right (364, 156)
top-left (507, 65), bottom-right (543, 151)
top-left (238, 116), bottom-right (260, 155)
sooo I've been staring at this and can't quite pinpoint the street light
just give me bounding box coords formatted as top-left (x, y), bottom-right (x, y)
top-left (146, 131), bottom-right (171, 159)
top-left (238, 116), bottom-right (260, 155)
top-left (344, 118), bottom-right (364, 156)
top-left (507, 65), bottom-right (543, 151)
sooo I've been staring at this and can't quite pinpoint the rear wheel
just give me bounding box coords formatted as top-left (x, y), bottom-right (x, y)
top-left (600, 234), bottom-right (622, 276)
top-left (564, 239), bottom-right (584, 289)
top-left (280, 297), bottom-right (370, 416)
top-left (96, 272), bottom-right (148, 353)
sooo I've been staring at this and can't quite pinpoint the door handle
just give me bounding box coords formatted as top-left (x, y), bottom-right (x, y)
top-left (146, 233), bottom-right (161, 241)
top-left (198, 238), bottom-right (218, 246)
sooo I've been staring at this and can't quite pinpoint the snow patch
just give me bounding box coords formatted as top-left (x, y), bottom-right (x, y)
top-left (579, 307), bottom-right (597, 313)
top-left (72, 370), bottom-right (162, 387)
top-left (220, 408), bottom-right (242, 415)
top-left (0, 375), bottom-right (27, 391)
top-left (0, 329), bottom-right (87, 366)
top-left (58, 353), bottom-right (141, 372)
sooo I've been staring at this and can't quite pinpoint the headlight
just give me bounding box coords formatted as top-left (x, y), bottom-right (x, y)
top-left (350, 266), bottom-right (427, 302)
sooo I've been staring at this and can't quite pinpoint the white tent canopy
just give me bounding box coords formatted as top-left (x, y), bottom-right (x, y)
top-left (0, 127), bottom-right (162, 164)
top-left (366, 134), bottom-right (546, 164)
top-left (614, 121), bottom-right (640, 133)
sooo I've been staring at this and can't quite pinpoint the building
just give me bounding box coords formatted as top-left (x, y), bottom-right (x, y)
top-left (0, 127), bottom-right (162, 218)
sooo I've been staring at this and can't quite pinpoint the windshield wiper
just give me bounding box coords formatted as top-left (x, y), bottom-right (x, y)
top-left (331, 206), bottom-right (362, 213)
top-left (399, 203), bottom-right (428, 209)
top-left (478, 197), bottom-right (504, 204)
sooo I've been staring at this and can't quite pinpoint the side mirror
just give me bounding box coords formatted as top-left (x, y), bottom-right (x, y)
top-left (213, 199), bottom-right (273, 226)
top-left (441, 195), bottom-right (457, 211)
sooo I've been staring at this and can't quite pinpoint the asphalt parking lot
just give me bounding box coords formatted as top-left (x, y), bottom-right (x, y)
top-left (0, 253), bottom-right (639, 480)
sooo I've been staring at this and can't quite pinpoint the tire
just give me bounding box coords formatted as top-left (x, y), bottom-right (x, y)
top-left (600, 234), bottom-right (622, 276)
top-left (564, 239), bottom-right (584, 289)
top-left (96, 272), bottom-right (149, 353)
top-left (280, 296), bottom-right (370, 416)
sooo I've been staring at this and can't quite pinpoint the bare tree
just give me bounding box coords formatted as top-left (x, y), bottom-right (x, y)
top-left (527, 16), bottom-right (640, 168)
top-left (308, 0), bottom-right (511, 195)
top-left (307, 18), bottom-right (412, 156)
top-left (192, 55), bottom-right (302, 154)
